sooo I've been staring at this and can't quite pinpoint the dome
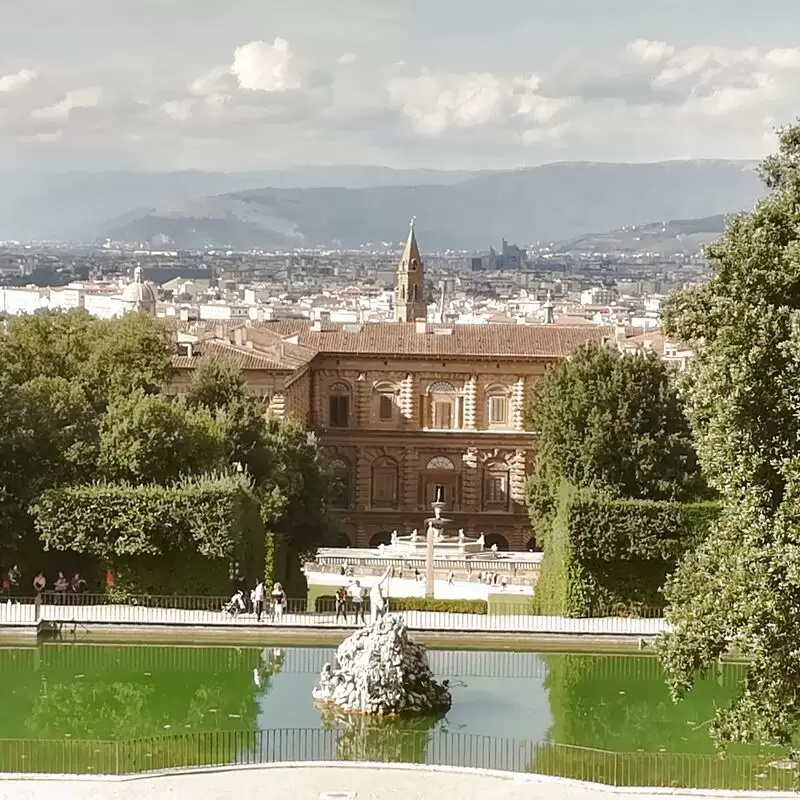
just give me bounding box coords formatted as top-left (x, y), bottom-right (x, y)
top-left (121, 266), bottom-right (156, 315)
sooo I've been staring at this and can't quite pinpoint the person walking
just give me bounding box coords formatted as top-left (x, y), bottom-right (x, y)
top-left (348, 580), bottom-right (366, 625)
top-left (271, 582), bottom-right (286, 623)
top-left (334, 586), bottom-right (348, 624)
top-left (253, 579), bottom-right (265, 622)
top-left (33, 571), bottom-right (46, 619)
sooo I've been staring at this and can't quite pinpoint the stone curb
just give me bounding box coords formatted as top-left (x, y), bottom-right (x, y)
top-left (0, 762), bottom-right (792, 797)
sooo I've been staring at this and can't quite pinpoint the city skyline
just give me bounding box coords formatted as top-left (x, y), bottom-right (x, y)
top-left (2, 0), bottom-right (800, 173)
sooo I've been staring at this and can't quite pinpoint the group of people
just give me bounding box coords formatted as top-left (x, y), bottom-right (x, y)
top-left (1, 566), bottom-right (88, 601)
top-left (333, 568), bottom-right (391, 625)
top-left (224, 580), bottom-right (287, 622)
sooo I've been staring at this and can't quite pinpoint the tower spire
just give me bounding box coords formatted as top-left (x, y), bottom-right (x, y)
top-left (394, 217), bottom-right (427, 323)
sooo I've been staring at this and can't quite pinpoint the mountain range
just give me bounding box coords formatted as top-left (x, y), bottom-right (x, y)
top-left (1, 161), bottom-right (764, 249)
top-left (554, 214), bottom-right (729, 255)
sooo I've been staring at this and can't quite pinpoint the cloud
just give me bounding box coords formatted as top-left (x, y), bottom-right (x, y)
top-left (31, 87), bottom-right (104, 121)
top-left (0, 68), bottom-right (38, 93)
top-left (231, 38), bottom-right (301, 92)
top-left (7, 33), bottom-right (800, 173)
top-left (387, 71), bottom-right (568, 136)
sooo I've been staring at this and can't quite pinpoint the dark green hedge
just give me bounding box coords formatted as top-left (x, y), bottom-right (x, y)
top-left (30, 473), bottom-right (265, 596)
top-left (314, 595), bottom-right (488, 615)
top-left (534, 483), bottom-right (720, 616)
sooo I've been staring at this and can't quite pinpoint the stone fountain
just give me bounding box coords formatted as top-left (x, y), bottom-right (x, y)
top-left (312, 614), bottom-right (452, 716)
top-left (387, 494), bottom-right (486, 559)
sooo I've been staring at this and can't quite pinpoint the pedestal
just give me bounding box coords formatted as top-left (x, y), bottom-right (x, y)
top-left (425, 526), bottom-right (435, 598)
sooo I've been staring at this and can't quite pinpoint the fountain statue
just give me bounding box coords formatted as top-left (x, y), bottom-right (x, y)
top-left (410, 529), bottom-right (418, 543)
top-left (313, 615), bottom-right (451, 716)
top-left (458, 529), bottom-right (465, 543)
top-left (369, 566), bottom-right (391, 624)
top-left (391, 530), bottom-right (398, 546)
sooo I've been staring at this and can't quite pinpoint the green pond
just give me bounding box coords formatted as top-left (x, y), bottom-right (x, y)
top-left (0, 644), bottom-right (784, 787)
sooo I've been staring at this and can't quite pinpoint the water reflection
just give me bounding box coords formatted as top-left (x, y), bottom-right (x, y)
top-left (0, 644), bottom-right (749, 758)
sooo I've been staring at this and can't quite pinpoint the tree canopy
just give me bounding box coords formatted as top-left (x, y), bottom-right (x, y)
top-left (0, 312), bottom-right (334, 581)
top-left (657, 123), bottom-right (800, 749)
top-left (525, 343), bottom-right (701, 530)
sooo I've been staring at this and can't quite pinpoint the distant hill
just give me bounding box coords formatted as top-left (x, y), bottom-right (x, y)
top-left (101, 160), bottom-right (763, 250)
top-left (554, 214), bottom-right (729, 255)
top-left (0, 166), bottom-right (481, 242)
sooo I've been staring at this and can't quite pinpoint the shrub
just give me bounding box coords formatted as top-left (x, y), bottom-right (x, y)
top-left (534, 482), bottom-right (720, 616)
top-left (30, 473), bottom-right (265, 596)
top-left (313, 595), bottom-right (488, 615)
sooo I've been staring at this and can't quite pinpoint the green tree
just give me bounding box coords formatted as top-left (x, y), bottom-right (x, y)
top-left (186, 358), bottom-right (247, 412)
top-left (525, 343), bottom-right (701, 528)
top-left (0, 311), bottom-right (172, 410)
top-left (98, 392), bottom-right (224, 484)
top-left (0, 376), bottom-right (99, 561)
top-left (657, 123), bottom-right (800, 749)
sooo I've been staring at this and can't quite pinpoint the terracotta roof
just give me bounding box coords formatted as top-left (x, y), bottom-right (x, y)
top-left (172, 340), bottom-right (296, 372)
top-left (249, 320), bottom-right (614, 358)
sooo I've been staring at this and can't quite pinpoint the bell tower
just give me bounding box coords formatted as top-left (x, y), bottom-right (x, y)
top-left (394, 217), bottom-right (427, 323)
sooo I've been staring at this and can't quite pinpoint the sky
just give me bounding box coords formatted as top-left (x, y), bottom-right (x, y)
top-left (2, 0), bottom-right (800, 173)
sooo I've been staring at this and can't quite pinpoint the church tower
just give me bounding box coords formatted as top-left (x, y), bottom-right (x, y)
top-left (394, 217), bottom-right (427, 323)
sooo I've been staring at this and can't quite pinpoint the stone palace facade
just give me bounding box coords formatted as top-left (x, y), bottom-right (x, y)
top-left (168, 224), bottom-right (622, 551)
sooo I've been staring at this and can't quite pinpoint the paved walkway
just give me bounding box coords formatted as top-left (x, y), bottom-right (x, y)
top-left (307, 573), bottom-right (535, 600)
top-left (0, 765), bottom-right (771, 800)
top-left (0, 601), bottom-right (665, 636)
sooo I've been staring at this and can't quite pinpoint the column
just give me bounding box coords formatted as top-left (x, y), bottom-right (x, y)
top-left (510, 448), bottom-right (527, 506)
top-left (463, 375), bottom-right (477, 429)
top-left (512, 377), bottom-right (526, 430)
top-left (403, 448), bottom-right (420, 511)
top-left (400, 373), bottom-right (415, 426)
top-left (461, 448), bottom-right (480, 512)
top-left (355, 453), bottom-right (371, 511)
top-left (425, 524), bottom-right (435, 598)
top-left (453, 396), bottom-right (462, 429)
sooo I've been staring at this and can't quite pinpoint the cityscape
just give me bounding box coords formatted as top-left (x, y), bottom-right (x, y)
top-left (1, 1), bottom-right (799, 799)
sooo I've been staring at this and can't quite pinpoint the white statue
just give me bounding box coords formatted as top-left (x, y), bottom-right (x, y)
top-left (427, 521), bottom-right (437, 540)
top-left (458, 528), bottom-right (465, 543)
top-left (491, 543), bottom-right (498, 553)
top-left (378, 543), bottom-right (385, 554)
top-left (477, 533), bottom-right (485, 548)
top-left (370, 566), bottom-right (391, 623)
top-left (410, 528), bottom-right (418, 542)
top-left (391, 530), bottom-right (398, 546)
top-left (434, 505), bottom-right (442, 520)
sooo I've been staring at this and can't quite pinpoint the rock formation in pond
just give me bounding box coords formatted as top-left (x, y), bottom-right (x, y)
top-left (312, 614), bottom-right (452, 716)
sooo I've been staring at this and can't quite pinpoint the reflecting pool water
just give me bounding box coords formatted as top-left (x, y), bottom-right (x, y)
top-left (1, 644), bottom-right (745, 755)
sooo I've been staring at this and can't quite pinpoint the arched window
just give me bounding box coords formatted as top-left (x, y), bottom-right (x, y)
top-left (426, 382), bottom-right (459, 429)
top-left (426, 456), bottom-right (455, 470)
top-left (371, 456), bottom-right (398, 508)
top-left (335, 531), bottom-right (352, 548)
top-left (428, 381), bottom-right (456, 394)
top-left (483, 463), bottom-right (509, 510)
top-left (374, 382), bottom-right (397, 423)
top-left (329, 382), bottom-right (350, 428)
top-left (370, 531), bottom-right (392, 548)
top-left (486, 384), bottom-right (511, 427)
top-left (330, 458), bottom-right (351, 509)
top-left (484, 533), bottom-right (510, 551)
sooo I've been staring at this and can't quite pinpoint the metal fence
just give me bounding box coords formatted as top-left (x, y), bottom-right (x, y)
top-left (0, 594), bottom-right (667, 636)
top-left (0, 729), bottom-right (793, 790)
